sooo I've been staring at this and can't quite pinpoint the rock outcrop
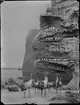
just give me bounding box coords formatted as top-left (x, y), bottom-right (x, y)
top-left (22, 0), bottom-right (79, 89)
top-left (32, 0), bottom-right (79, 87)
top-left (7, 85), bottom-right (20, 92)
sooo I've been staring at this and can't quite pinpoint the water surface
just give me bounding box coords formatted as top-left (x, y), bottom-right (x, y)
top-left (1, 69), bottom-right (23, 82)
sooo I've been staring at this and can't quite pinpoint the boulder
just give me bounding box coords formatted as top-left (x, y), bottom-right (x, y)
top-left (7, 85), bottom-right (20, 92)
top-left (7, 77), bottom-right (16, 85)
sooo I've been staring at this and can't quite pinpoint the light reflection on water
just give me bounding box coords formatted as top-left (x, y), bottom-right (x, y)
top-left (1, 69), bottom-right (23, 82)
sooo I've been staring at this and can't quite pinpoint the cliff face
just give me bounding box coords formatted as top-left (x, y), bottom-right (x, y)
top-left (32, 0), bottom-right (79, 86)
top-left (22, 0), bottom-right (79, 88)
top-left (22, 29), bottom-right (39, 81)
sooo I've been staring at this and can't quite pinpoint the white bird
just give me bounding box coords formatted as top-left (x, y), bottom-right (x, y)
top-left (55, 73), bottom-right (59, 93)
top-left (22, 73), bottom-right (33, 98)
top-left (43, 71), bottom-right (48, 96)
top-left (34, 80), bottom-right (39, 92)
top-left (59, 78), bottom-right (62, 86)
top-left (59, 78), bottom-right (62, 96)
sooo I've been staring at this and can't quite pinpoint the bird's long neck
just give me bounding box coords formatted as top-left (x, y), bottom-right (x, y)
top-left (44, 76), bottom-right (48, 82)
top-left (56, 75), bottom-right (59, 82)
top-left (29, 79), bottom-right (33, 82)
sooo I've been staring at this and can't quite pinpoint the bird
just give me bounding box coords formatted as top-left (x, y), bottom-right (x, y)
top-left (55, 73), bottom-right (59, 93)
top-left (58, 78), bottom-right (62, 96)
top-left (43, 71), bottom-right (49, 97)
top-left (33, 80), bottom-right (39, 92)
top-left (22, 73), bottom-right (34, 98)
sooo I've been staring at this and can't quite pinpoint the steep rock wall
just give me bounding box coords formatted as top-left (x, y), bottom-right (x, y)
top-left (22, 29), bottom-right (39, 81)
top-left (32, 0), bottom-right (79, 86)
top-left (22, 0), bottom-right (79, 88)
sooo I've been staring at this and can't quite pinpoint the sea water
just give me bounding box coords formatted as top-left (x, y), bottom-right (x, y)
top-left (1, 69), bottom-right (23, 82)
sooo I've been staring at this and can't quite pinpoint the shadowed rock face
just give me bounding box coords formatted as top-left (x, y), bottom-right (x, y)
top-left (22, 29), bottom-right (39, 81)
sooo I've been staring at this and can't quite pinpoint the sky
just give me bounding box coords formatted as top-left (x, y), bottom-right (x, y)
top-left (1, 1), bottom-right (51, 68)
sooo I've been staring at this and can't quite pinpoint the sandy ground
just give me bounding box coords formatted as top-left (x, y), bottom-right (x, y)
top-left (1, 88), bottom-right (68, 104)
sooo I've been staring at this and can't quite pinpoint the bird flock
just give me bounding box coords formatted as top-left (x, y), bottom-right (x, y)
top-left (21, 71), bottom-right (63, 98)
top-left (6, 71), bottom-right (63, 98)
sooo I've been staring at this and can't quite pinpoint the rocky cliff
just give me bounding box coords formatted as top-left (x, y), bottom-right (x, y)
top-left (32, 0), bottom-right (79, 87)
top-left (22, 29), bottom-right (39, 81)
top-left (22, 0), bottom-right (79, 88)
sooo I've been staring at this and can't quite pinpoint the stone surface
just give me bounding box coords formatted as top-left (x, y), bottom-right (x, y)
top-left (22, 29), bottom-right (39, 81)
top-left (7, 85), bottom-right (20, 92)
top-left (22, 0), bottom-right (79, 88)
top-left (32, 0), bottom-right (79, 85)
